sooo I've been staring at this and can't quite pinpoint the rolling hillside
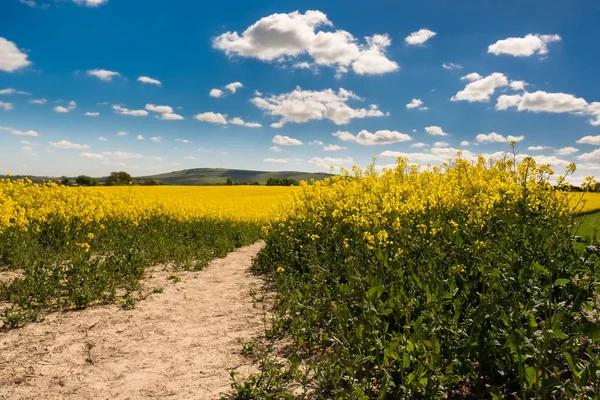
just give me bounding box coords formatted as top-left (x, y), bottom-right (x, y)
top-left (139, 168), bottom-right (333, 185)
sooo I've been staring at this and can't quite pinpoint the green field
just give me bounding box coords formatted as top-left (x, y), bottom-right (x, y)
top-left (575, 211), bottom-right (600, 241)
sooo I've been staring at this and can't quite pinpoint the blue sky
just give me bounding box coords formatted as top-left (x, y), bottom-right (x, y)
top-left (1, 0), bottom-right (599, 181)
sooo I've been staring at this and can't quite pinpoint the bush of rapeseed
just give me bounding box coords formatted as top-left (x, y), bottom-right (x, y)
top-left (254, 153), bottom-right (600, 399)
top-left (0, 178), bottom-right (262, 327)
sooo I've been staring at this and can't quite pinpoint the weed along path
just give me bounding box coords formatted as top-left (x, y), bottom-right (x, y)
top-left (0, 242), bottom-right (267, 400)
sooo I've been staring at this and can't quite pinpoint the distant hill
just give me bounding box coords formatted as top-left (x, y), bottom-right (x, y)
top-left (138, 168), bottom-right (333, 185)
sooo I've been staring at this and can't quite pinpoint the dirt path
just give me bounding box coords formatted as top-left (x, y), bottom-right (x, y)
top-left (0, 242), bottom-right (267, 400)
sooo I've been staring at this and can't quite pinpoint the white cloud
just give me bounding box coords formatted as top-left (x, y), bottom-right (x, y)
top-left (175, 138), bottom-right (190, 143)
top-left (0, 37), bottom-right (31, 72)
top-left (112, 104), bottom-right (148, 117)
top-left (310, 140), bottom-right (324, 146)
top-left (80, 151), bottom-right (143, 161)
top-left (87, 69), bottom-right (120, 81)
top-left (273, 134), bottom-right (303, 146)
top-left (488, 34), bottom-right (561, 57)
top-left (460, 141), bottom-right (470, 146)
top-left (254, 90), bottom-right (263, 96)
top-left (97, 137), bottom-right (108, 141)
top-left (229, 117), bottom-right (262, 128)
top-left (411, 142), bottom-right (427, 148)
top-left (145, 104), bottom-right (173, 114)
top-left (11, 129), bottom-right (38, 137)
top-left (210, 89), bottom-right (224, 98)
top-left (84, 112), bottom-right (99, 117)
top-left (50, 140), bottom-right (90, 149)
top-left (0, 88), bottom-right (30, 95)
top-left (251, 87), bottom-right (386, 127)
top-left (433, 141), bottom-right (449, 148)
top-left (475, 132), bottom-right (524, 143)
top-left (19, 0), bottom-right (37, 7)
top-left (496, 90), bottom-right (588, 114)
top-left (137, 135), bottom-right (144, 140)
top-left (53, 101), bottom-right (77, 113)
top-left (589, 103), bottom-right (600, 126)
top-left (510, 80), bottom-right (527, 91)
top-left (451, 72), bottom-right (508, 102)
top-left (225, 82), bottom-right (243, 93)
top-left (333, 129), bottom-right (411, 145)
top-left (555, 146), bottom-right (578, 155)
top-left (213, 11), bottom-right (398, 76)
top-left (30, 99), bottom-right (46, 105)
top-left (309, 156), bottom-right (353, 169)
top-left (0, 101), bottom-right (13, 111)
top-left (323, 144), bottom-right (345, 151)
top-left (269, 146), bottom-right (281, 152)
top-left (137, 76), bottom-right (161, 86)
top-left (72, 0), bottom-right (109, 7)
top-left (578, 149), bottom-right (600, 162)
top-left (577, 135), bottom-right (600, 145)
top-left (293, 62), bottom-right (314, 70)
top-left (117, 131), bottom-right (128, 136)
top-left (264, 158), bottom-right (288, 164)
top-left (528, 145), bottom-right (550, 151)
top-left (460, 73), bottom-right (483, 82)
top-left (425, 126), bottom-right (448, 136)
top-left (194, 112), bottom-right (228, 124)
top-left (150, 137), bottom-right (162, 143)
top-left (442, 63), bottom-right (463, 70)
top-left (404, 29), bottom-right (437, 46)
top-left (406, 98), bottom-right (428, 110)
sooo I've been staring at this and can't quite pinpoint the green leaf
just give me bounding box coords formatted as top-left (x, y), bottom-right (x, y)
top-left (553, 278), bottom-right (570, 286)
top-left (524, 366), bottom-right (537, 388)
top-left (552, 325), bottom-right (568, 339)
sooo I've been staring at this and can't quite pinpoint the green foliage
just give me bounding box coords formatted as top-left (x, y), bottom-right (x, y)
top-left (254, 198), bottom-right (600, 398)
top-left (75, 175), bottom-right (98, 186)
top-left (105, 171), bottom-right (133, 186)
top-left (266, 177), bottom-right (299, 186)
top-left (0, 217), bottom-right (261, 329)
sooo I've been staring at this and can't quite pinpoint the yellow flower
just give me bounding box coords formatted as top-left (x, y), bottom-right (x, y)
top-left (277, 266), bottom-right (285, 273)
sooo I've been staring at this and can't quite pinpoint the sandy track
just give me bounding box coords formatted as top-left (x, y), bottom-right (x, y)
top-left (0, 242), bottom-right (267, 400)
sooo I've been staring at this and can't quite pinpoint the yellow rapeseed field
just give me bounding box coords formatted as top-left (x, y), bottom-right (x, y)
top-left (573, 191), bottom-right (600, 214)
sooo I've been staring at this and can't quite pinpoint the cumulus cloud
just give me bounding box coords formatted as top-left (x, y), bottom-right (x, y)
top-left (264, 158), bottom-right (288, 164)
top-left (87, 69), bottom-right (120, 81)
top-left (112, 104), bottom-right (148, 117)
top-left (225, 82), bottom-right (243, 93)
top-left (0, 101), bottom-right (13, 111)
top-left (161, 113), bottom-right (184, 120)
top-left (137, 76), bottom-right (161, 85)
top-left (210, 89), bottom-right (223, 98)
top-left (404, 29), bottom-right (437, 46)
top-left (0, 37), bottom-right (32, 72)
top-left (460, 141), bottom-right (470, 146)
top-left (80, 151), bottom-right (143, 161)
top-left (475, 132), bottom-right (524, 143)
top-left (309, 156), bottom-right (353, 169)
top-left (84, 112), bottom-right (99, 117)
top-left (175, 139), bottom-right (190, 143)
top-left (10, 129), bottom-right (38, 137)
top-left (333, 129), bottom-right (411, 145)
top-left (425, 126), bottom-right (448, 136)
top-left (144, 103), bottom-right (184, 120)
top-left (50, 140), bottom-right (90, 149)
top-left (528, 146), bottom-right (550, 151)
top-left (460, 73), bottom-right (483, 82)
top-left (495, 91), bottom-right (600, 126)
top-left (406, 98), bottom-right (428, 110)
top-left (433, 141), bottom-right (449, 148)
top-left (555, 146), bottom-right (578, 155)
top-left (72, 0), bottom-right (109, 7)
top-left (577, 149), bottom-right (600, 162)
top-left (30, 99), bottom-right (46, 105)
top-left (97, 137), bottom-right (108, 141)
top-left (213, 10), bottom-right (398, 76)
top-left (137, 135), bottom-right (144, 140)
top-left (194, 112), bottom-right (228, 124)
top-left (0, 88), bottom-right (30, 95)
top-left (488, 34), bottom-right (561, 57)
top-left (577, 135), bottom-right (600, 145)
top-left (251, 87), bottom-right (386, 127)
top-left (442, 63), bottom-right (463, 70)
top-left (229, 117), bottom-right (262, 128)
top-left (411, 142), bottom-right (427, 148)
top-left (451, 72), bottom-right (509, 102)
top-left (269, 146), bottom-right (281, 152)
top-left (117, 131), bottom-right (128, 136)
top-left (273, 134), bottom-right (303, 146)
top-left (510, 80), bottom-right (527, 91)
top-left (323, 144), bottom-right (345, 151)
top-left (150, 137), bottom-right (162, 143)
top-left (53, 101), bottom-right (77, 113)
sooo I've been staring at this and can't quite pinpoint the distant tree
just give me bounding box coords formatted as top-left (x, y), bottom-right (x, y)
top-left (75, 175), bottom-right (98, 186)
top-left (60, 177), bottom-right (70, 186)
top-left (266, 177), bottom-right (299, 186)
top-left (226, 178), bottom-right (233, 186)
top-left (106, 171), bottom-right (132, 186)
top-left (137, 179), bottom-right (162, 186)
